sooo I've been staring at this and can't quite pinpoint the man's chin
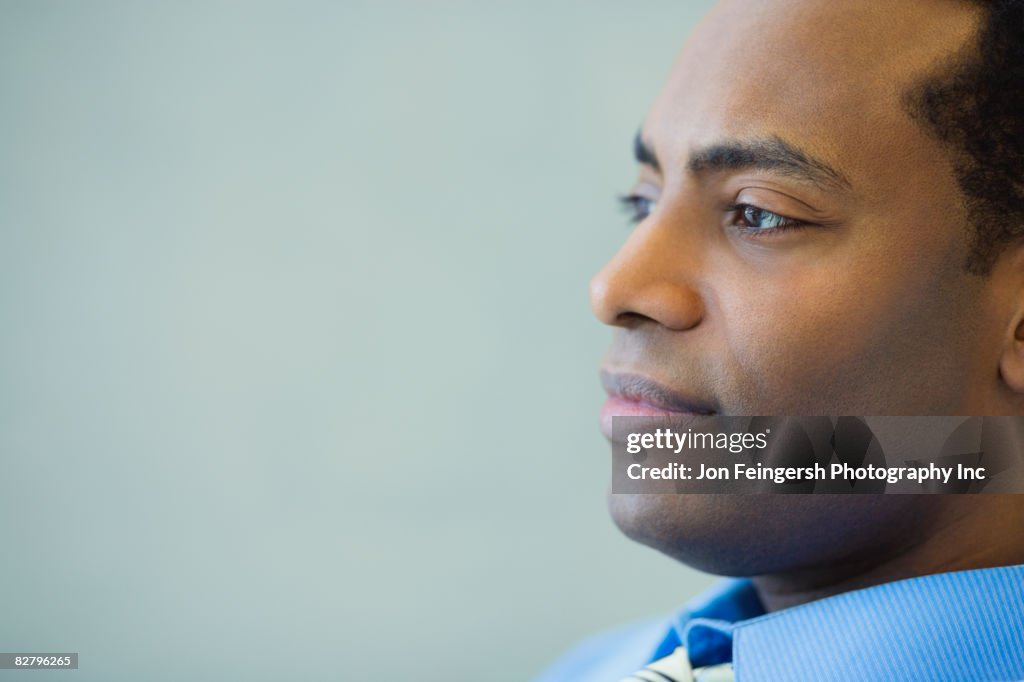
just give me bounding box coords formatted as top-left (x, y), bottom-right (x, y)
top-left (607, 492), bottom-right (934, 577)
top-left (608, 493), bottom-right (771, 575)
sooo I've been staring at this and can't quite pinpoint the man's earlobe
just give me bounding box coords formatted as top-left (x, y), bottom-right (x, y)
top-left (1000, 318), bottom-right (1024, 394)
top-left (994, 245), bottom-right (1024, 396)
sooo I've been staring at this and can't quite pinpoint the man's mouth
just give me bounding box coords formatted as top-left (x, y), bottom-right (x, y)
top-left (599, 370), bottom-right (717, 439)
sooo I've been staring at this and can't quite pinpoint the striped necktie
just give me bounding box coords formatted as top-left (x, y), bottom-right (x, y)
top-left (620, 646), bottom-right (733, 682)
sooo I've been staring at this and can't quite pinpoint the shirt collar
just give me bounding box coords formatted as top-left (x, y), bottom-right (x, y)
top-left (651, 565), bottom-right (1024, 681)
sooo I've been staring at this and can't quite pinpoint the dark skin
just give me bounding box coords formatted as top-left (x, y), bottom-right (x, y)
top-left (590, 0), bottom-right (1024, 612)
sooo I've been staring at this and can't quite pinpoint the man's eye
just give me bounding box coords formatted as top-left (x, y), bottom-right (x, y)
top-left (619, 194), bottom-right (656, 225)
top-left (731, 203), bottom-right (807, 234)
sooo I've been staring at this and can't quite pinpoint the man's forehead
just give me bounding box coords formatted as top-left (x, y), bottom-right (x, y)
top-left (687, 0), bottom-right (981, 66)
top-left (642, 0), bottom-right (981, 189)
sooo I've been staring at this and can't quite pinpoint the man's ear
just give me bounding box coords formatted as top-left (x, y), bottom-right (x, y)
top-left (998, 244), bottom-right (1024, 395)
top-left (995, 242), bottom-right (1024, 393)
top-left (1000, 315), bottom-right (1024, 394)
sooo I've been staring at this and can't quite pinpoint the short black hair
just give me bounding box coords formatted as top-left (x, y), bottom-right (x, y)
top-left (905, 0), bottom-right (1024, 275)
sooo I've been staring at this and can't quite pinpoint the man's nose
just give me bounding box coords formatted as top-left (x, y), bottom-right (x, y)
top-left (589, 222), bottom-right (705, 331)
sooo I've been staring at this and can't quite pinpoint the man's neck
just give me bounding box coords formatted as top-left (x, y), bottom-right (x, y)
top-left (752, 496), bottom-right (1024, 612)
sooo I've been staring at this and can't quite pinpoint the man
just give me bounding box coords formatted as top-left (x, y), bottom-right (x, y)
top-left (537, 1), bottom-right (1024, 680)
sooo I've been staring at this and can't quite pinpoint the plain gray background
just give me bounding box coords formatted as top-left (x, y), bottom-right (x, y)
top-left (0, 1), bottom-right (717, 680)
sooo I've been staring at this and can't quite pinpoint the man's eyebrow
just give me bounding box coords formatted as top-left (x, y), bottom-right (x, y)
top-left (687, 137), bottom-right (852, 191)
top-left (633, 130), bottom-right (660, 172)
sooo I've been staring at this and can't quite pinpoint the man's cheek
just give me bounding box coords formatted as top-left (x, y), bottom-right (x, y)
top-left (723, 302), bottom-right (866, 411)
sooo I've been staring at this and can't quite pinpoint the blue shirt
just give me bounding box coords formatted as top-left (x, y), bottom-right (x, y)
top-left (535, 565), bottom-right (1024, 681)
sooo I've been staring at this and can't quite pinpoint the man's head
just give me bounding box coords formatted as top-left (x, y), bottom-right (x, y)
top-left (591, 0), bottom-right (1024, 579)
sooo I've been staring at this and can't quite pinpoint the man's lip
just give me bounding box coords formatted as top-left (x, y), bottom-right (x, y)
top-left (601, 371), bottom-right (716, 413)
top-left (599, 371), bottom-right (716, 438)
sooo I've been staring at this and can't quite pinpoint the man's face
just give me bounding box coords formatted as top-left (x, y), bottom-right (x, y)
top-left (591, 0), bottom-right (1011, 575)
